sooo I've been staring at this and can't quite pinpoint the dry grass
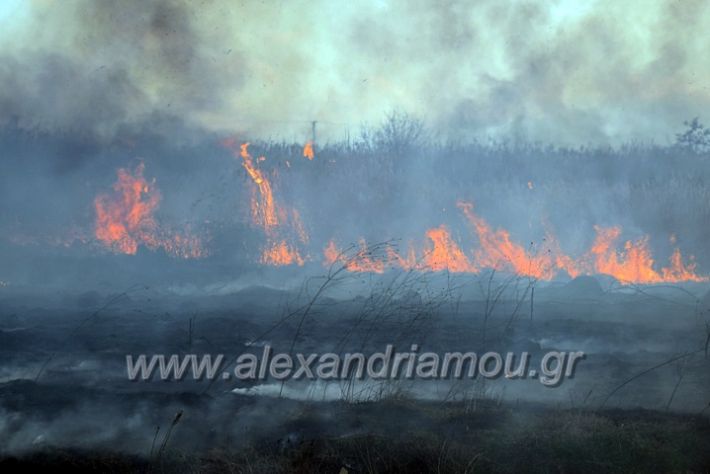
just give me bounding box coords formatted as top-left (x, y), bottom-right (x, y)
top-left (2, 398), bottom-right (709, 473)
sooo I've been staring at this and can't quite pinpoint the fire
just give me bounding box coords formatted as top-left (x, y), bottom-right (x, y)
top-left (94, 163), bottom-right (204, 258)
top-left (19, 131), bottom-right (706, 285)
top-left (223, 140), bottom-right (308, 266)
top-left (386, 244), bottom-right (418, 270)
top-left (233, 140), bottom-right (706, 282)
top-left (323, 240), bottom-right (340, 266)
top-left (94, 163), bottom-right (159, 255)
top-left (235, 141), bottom-right (278, 231)
top-left (156, 232), bottom-right (206, 260)
top-left (319, 201), bottom-right (706, 283)
top-left (458, 201), bottom-right (561, 279)
top-left (324, 228), bottom-right (475, 274)
top-left (303, 141), bottom-right (314, 160)
top-left (588, 226), bottom-right (704, 283)
top-left (663, 249), bottom-right (704, 282)
top-left (291, 209), bottom-right (309, 244)
top-left (324, 240), bottom-right (385, 273)
top-left (550, 243), bottom-right (581, 279)
top-left (421, 226), bottom-right (476, 272)
top-left (261, 240), bottom-right (304, 266)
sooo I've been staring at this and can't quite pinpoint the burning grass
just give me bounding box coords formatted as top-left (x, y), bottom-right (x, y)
top-left (4, 116), bottom-right (710, 286)
top-left (221, 137), bottom-right (708, 284)
top-left (94, 163), bottom-right (206, 259)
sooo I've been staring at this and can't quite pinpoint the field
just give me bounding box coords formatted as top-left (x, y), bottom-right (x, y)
top-left (2, 117), bottom-right (710, 472)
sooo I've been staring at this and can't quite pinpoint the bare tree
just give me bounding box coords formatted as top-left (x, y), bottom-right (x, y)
top-left (675, 117), bottom-right (710, 154)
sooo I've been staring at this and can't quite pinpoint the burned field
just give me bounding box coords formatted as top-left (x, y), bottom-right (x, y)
top-left (2, 125), bottom-right (710, 471)
top-left (1, 266), bottom-right (710, 472)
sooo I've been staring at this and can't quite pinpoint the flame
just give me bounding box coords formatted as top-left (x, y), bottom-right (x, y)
top-left (421, 226), bottom-right (476, 272)
top-left (458, 201), bottom-right (559, 279)
top-left (216, 137), bottom-right (707, 282)
top-left (236, 142), bottom-right (278, 231)
top-left (223, 140), bottom-right (308, 266)
top-left (319, 201), bottom-right (705, 283)
top-left (94, 163), bottom-right (204, 258)
top-left (94, 163), bottom-right (159, 255)
top-left (261, 240), bottom-right (304, 266)
top-left (303, 141), bottom-right (314, 160)
top-left (588, 226), bottom-right (704, 283)
top-left (324, 229), bottom-right (474, 274)
top-left (386, 243), bottom-right (418, 270)
top-left (662, 248), bottom-right (704, 282)
top-left (550, 243), bottom-right (581, 279)
top-left (323, 240), bottom-right (340, 266)
top-left (324, 240), bottom-right (385, 273)
top-left (21, 131), bottom-right (707, 285)
top-left (291, 209), bottom-right (309, 244)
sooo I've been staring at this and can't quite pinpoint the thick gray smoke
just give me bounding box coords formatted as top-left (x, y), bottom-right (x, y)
top-left (1, 0), bottom-right (709, 144)
top-left (0, 0), bottom-right (709, 292)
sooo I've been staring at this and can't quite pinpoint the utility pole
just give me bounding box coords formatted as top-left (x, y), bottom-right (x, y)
top-left (311, 121), bottom-right (317, 145)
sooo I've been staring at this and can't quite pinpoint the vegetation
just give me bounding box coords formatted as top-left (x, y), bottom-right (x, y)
top-left (2, 397), bottom-right (708, 473)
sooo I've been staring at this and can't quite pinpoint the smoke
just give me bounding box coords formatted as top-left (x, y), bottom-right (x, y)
top-left (0, 0), bottom-right (709, 292)
top-left (0, 0), bottom-right (708, 144)
top-left (0, 0), bottom-right (244, 142)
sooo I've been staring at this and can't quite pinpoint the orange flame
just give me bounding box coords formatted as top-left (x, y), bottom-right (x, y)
top-left (323, 240), bottom-right (340, 266)
top-left (386, 243), bottom-right (418, 270)
top-left (458, 201), bottom-right (559, 279)
top-left (303, 141), bottom-right (314, 160)
top-left (261, 240), bottom-right (304, 266)
top-left (324, 230), bottom-right (474, 274)
top-left (662, 248), bottom-right (704, 282)
top-left (236, 142), bottom-right (279, 231)
top-left (324, 240), bottom-right (385, 273)
top-left (220, 137), bottom-right (705, 282)
top-left (94, 163), bottom-right (204, 258)
top-left (94, 163), bottom-right (159, 255)
top-left (223, 139), bottom-right (309, 266)
top-left (421, 226), bottom-right (476, 272)
top-left (319, 201), bottom-right (705, 283)
top-left (588, 226), bottom-right (704, 283)
top-left (291, 209), bottom-right (309, 244)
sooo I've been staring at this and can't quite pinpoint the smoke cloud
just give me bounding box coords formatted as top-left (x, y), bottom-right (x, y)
top-left (0, 0), bottom-right (708, 144)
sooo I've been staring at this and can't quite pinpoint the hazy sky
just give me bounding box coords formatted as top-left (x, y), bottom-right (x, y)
top-left (1, 0), bottom-right (709, 144)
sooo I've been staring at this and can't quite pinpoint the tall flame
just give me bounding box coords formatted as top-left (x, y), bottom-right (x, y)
top-left (94, 163), bottom-right (204, 258)
top-left (458, 201), bottom-right (557, 279)
top-left (236, 141), bottom-right (279, 231)
top-left (303, 141), bottom-right (314, 160)
top-left (224, 140), bottom-right (307, 266)
top-left (421, 226), bottom-right (477, 272)
top-left (45, 134), bottom-right (710, 284)
top-left (324, 239), bottom-right (385, 273)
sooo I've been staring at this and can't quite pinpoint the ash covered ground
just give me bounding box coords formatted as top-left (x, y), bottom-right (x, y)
top-left (1, 264), bottom-right (710, 472)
